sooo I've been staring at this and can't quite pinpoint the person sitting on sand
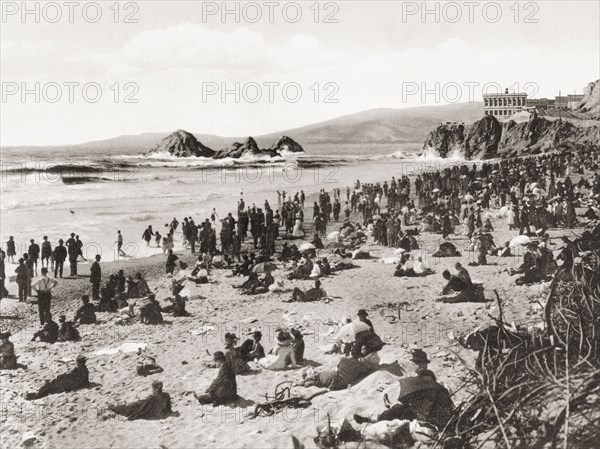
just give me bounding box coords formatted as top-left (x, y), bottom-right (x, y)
top-left (353, 352), bottom-right (453, 430)
top-left (320, 257), bottom-right (332, 276)
top-left (134, 272), bottom-right (150, 297)
top-left (295, 353), bottom-right (372, 391)
top-left (290, 328), bottom-right (305, 365)
top-left (224, 333), bottom-right (251, 374)
top-left (242, 272), bottom-right (274, 295)
top-left (454, 262), bottom-right (472, 286)
top-left (510, 241), bottom-right (543, 285)
top-left (31, 313), bottom-right (59, 343)
top-left (0, 331), bottom-right (18, 370)
top-left (58, 315), bottom-right (81, 342)
top-left (410, 349), bottom-right (436, 382)
top-left (496, 241), bottom-right (512, 257)
top-left (233, 271), bottom-right (259, 290)
top-left (437, 270), bottom-right (477, 303)
top-left (162, 283), bottom-right (189, 317)
top-left (240, 331), bottom-right (265, 362)
top-left (25, 355), bottom-right (89, 400)
top-left (109, 380), bottom-right (172, 420)
top-left (98, 283), bottom-right (118, 312)
top-left (126, 275), bottom-right (140, 298)
top-left (286, 279), bottom-right (330, 303)
top-left (73, 295), bottom-right (96, 325)
top-left (278, 242), bottom-right (294, 261)
top-left (311, 233), bottom-right (325, 250)
top-left (139, 294), bottom-right (163, 325)
top-left (259, 330), bottom-right (299, 371)
top-left (165, 250), bottom-right (178, 275)
top-left (195, 351), bottom-right (237, 406)
top-left (287, 253), bottom-right (313, 280)
top-left (136, 356), bottom-right (164, 376)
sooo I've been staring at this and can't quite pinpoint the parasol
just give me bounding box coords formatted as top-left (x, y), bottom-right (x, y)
top-left (336, 321), bottom-right (372, 343)
top-left (510, 235), bottom-right (531, 247)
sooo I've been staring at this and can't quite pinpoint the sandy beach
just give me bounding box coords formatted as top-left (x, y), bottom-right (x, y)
top-left (0, 179), bottom-right (583, 449)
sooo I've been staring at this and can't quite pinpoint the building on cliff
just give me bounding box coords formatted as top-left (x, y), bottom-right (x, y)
top-left (483, 89), bottom-right (527, 119)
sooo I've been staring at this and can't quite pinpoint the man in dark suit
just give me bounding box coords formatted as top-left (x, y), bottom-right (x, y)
top-left (90, 254), bottom-right (101, 301)
top-left (53, 239), bottom-right (67, 278)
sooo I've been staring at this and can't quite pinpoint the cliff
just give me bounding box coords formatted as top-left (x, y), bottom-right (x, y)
top-left (423, 114), bottom-right (600, 160)
top-left (150, 129), bottom-right (215, 158)
top-left (575, 79), bottom-right (600, 116)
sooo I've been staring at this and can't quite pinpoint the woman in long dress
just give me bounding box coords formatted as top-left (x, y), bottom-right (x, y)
top-left (292, 217), bottom-right (304, 238)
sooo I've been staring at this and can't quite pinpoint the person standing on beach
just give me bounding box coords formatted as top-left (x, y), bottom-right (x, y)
top-left (24, 253), bottom-right (34, 296)
top-left (142, 225), bottom-right (154, 247)
top-left (41, 236), bottom-right (52, 270)
top-left (32, 268), bottom-right (58, 324)
top-left (90, 255), bottom-right (102, 301)
top-left (5, 237), bottom-right (17, 264)
top-left (0, 250), bottom-right (7, 299)
top-left (66, 233), bottom-right (78, 276)
top-left (116, 231), bottom-right (127, 257)
top-left (15, 258), bottom-right (29, 302)
top-left (53, 239), bottom-right (67, 278)
top-left (28, 239), bottom-right (40, 277)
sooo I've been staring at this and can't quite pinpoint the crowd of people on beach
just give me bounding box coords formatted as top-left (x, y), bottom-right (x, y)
top-left (1, 147), bottom-right (599, 445)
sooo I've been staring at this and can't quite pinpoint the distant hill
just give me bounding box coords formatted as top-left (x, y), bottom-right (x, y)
top-left (259, 102), bottom-right (483, 145)
top-left (2, 102), bottom-right (484, 153)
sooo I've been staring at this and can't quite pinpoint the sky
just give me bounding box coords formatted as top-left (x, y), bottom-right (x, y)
top-left (1, 0), bottom-right (599, 146)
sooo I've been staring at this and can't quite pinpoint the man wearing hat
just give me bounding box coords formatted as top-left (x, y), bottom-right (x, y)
top-left (511, 240), bottom-right (542, 285)
top-left (357, 309), bottom-right (373, 332)
top-left (25, 354), bottom-right (89, 400)
top-left (15, 258), bottom-right (29, 302)
top-left (240, 331), bottom-right (265, 362)
top-left (411, 349), bottom-right (436, 382)
top-left (53, 239), bottom-right (67, 278)
top-left (195, 351), bottom-right (237, 406)
top-left (0, 331), bottom-right (17, 370)
top-left (32, 268), bottom-right (58, 325)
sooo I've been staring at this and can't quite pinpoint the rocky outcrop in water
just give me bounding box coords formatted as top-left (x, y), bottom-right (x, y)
top-left (423, 114), bottom-right (600, 160)
top-left (150, 131), bottom-right (305, 159)
top-left (268, 136), bottom-right (305, 153)
top-left (214, 137), bottom-right (278, 159)
top-left (422, 123), bottom-right (466, 158)
top-left (151, 130), bottom-right (215, 158)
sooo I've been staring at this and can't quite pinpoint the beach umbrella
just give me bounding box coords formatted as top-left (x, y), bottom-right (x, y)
top-left (252, 262), bottom-right (278, 273)
top-left (336, 321), bottom-right (372, 343)
top-left (299, 242), bottom-right (316, 251)
top-left (510, 235), bottom-right (531, 247)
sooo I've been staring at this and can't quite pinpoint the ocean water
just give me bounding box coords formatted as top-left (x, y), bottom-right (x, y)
top-left (0, 143), bottom-right (464, 263)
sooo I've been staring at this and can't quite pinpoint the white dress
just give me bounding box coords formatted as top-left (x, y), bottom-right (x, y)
top-left (259, 342), bottom-right (296, 370)
top-left (292, 219), bottom-right (304, 237)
